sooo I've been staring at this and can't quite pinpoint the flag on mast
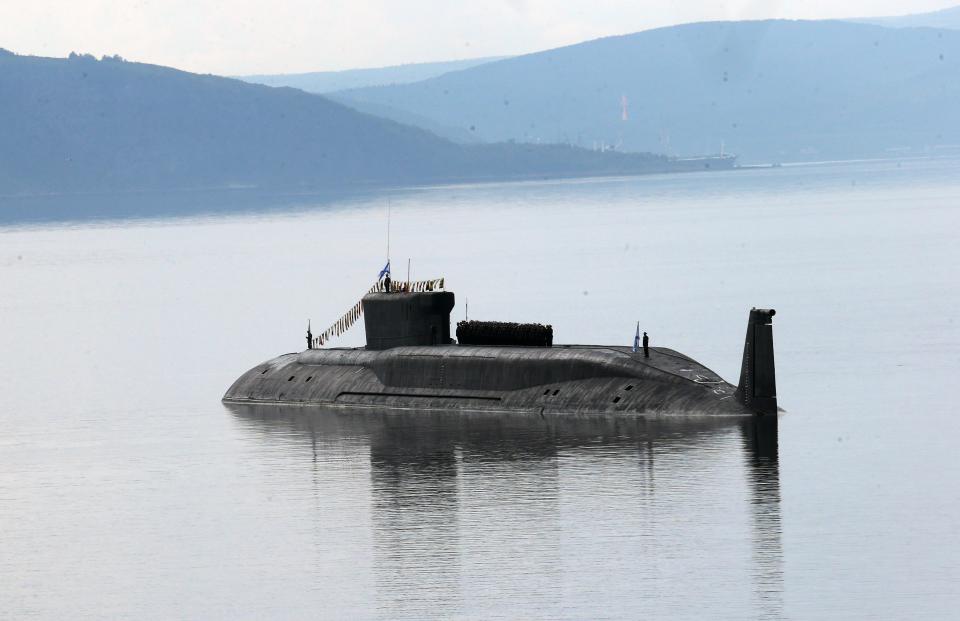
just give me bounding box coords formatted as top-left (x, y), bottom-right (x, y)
top-left (378, 261), bottom-right (391, 281)
top-left (633, 322), bottom-right (640, 353)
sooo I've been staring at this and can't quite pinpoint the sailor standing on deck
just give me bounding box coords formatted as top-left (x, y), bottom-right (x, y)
top-left (379, 261), bottom-right (391, 292)
top-left (643, 332), bottom-right (650, 358)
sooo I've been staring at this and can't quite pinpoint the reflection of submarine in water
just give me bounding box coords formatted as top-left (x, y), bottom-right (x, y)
top-left (225, 403), bottom-right (778, 467)
top-left (226, 403), bottom-right (778, 459)
top-left (224, 404), bottom-right (783, 616)
top-left (223, 286), bottom-right (778, 416)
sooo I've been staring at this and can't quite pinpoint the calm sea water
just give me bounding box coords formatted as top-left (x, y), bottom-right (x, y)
top-left (1, 158), bottom-right (958, 619)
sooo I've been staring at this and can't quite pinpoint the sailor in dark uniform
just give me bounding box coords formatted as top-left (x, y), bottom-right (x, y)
top-left (643, 332), bottom-right (649, 358)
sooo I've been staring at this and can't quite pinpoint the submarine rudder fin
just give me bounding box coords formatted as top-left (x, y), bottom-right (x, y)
top-left (734, 308), bottom-right (777, 415)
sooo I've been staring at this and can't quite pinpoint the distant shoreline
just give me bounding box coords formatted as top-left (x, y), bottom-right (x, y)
top-left (6, 150), bottom-right (958, 202)
top-left (0, 154), bottom-right (734, 202)
top-left (2, 153), bottom-right (956, 227)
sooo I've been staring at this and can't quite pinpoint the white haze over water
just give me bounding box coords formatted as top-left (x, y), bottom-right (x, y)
top-left (0, 158), bottom-right (958, 618)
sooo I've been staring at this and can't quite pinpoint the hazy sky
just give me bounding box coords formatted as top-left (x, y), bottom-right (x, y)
top-left (1, 1), bottom-right (956, 75)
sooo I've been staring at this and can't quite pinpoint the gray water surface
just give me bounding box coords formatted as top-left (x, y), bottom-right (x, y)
top-left (1, 158), bottom-right (958, 619)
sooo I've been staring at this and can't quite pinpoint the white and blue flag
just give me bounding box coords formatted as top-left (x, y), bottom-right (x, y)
top-left (632, 322), bottom-right (640, 352)
top-left (378, 261), bottom-right (391, 280)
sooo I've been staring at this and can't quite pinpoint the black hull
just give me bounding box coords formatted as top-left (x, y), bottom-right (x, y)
top-left (223, 344), bottom-right (755, 417)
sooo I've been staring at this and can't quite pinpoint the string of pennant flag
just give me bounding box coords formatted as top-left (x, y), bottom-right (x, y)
top-left (311, 277), bottom-right (445, 348)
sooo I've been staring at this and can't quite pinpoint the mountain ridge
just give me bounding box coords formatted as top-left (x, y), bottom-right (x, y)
top-left (854, 5), bottom-right (960, 30)
top-left (333, 19), bottom-right (960, 162)
top-left (239, 57), bottom-right (509, 93)
top-left (0, 50), bottom-right (708, 198)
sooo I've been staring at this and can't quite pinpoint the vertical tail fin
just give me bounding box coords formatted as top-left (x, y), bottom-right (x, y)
top-left (734, 308), bottom-right (777, 415)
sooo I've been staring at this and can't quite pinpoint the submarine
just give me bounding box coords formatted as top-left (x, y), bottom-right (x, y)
top-left (223, 281), bottom-right (778, 417)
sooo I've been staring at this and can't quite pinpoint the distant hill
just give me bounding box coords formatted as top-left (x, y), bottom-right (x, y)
top-left (334, 20), bottom-right (960, 162)
top-left (854, 5), bottom-right (960, 30)
top-left (239, 57), bottom-right (507, 93)
top-left (0, 50), bottom-right (706, 197)
top-left (324, 94), bottom-right (483, 144)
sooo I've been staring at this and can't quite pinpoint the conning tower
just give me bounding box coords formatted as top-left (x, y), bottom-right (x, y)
top-left (363, 291), bottom-right (455, 350)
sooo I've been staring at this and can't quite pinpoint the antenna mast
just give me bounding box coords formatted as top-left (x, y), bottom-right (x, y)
top-left (386, 198), bottom-right (391, 263)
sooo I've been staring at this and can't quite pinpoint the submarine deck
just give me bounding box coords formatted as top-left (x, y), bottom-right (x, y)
top-left (224, 343), bottom-right (750, 416)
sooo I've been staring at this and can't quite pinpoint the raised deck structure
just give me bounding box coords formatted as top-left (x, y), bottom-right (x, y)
top-left (223, 289), bottom-right (778, 417)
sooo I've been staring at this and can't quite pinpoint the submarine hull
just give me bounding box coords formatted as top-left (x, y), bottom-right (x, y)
top-left (222, 344), bottom-right (756, 416)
